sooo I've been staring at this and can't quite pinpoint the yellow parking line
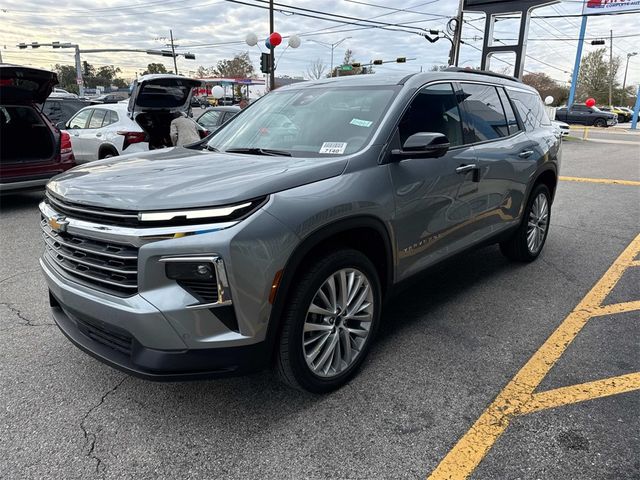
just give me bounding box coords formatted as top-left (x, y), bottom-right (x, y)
top-left (592, 300), bottom-right (640, 316)
top-left (427, 233), bottom-right (640, 480)
top-left (559, 176), bottom-right (640, 186)
top-left (521, 372), bottom-right (640, 415)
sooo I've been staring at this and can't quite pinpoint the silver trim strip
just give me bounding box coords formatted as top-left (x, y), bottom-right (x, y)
top-left (159, 255), bottom-right (233, 308)
top-left (40, 201), bottom-right (237, 247)
top-left (139, 202), bottom-right (252, 222)
top-left (41, 222), bottom-right (137, 260)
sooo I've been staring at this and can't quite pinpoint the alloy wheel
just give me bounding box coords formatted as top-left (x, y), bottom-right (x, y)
top-left (302, 268), bottom-right (374, 378)
top-left (527, 192), bottom-right (549, 254)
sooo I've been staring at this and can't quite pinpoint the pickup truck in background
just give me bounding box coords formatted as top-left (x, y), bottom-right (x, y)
top-left (555, 104), bottom-right (617, 127)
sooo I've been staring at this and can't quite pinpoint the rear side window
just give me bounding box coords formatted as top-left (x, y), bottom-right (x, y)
top-left (497, 88), bottom-right (520, 135)
top-left (459, 83), bottom-right (509, 142)
top-left (102, 110), bottom-right (119, 127)
top-left (398, 82), bottom-right (464, 147)
top-left (508, 89), bottom-right (551, 132)
top-left (88, 109), bottom-right (107, 129)
top-left (68, 109), bottom-right (91, 129)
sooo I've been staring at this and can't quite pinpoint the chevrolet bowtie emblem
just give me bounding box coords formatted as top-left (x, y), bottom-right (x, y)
top-left (48, 215), bottom-right (69, 233)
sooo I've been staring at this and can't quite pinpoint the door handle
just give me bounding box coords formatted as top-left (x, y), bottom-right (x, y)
top-left (456, 164), bottom-right (477, 174)
top-left (72, 133), bottom-right (79, 137)
top-left (96, 133), bottom-right (102, 137)
top-left (519, 150), bottom-right (534, 158)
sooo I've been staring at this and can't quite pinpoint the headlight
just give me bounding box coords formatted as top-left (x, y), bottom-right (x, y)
top-left (138, 197), bottom-right (266, 226)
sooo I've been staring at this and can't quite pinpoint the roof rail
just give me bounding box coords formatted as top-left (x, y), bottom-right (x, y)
top-left (443, 67), bottom-right (521, 83)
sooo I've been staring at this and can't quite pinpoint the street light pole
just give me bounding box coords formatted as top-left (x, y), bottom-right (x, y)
top-left (622, 52), bottom-right (638, 105)
top-left (308, 37), bottom-right (351, 78)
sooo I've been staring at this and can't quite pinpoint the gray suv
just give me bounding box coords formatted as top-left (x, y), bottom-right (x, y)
top-left (40, 69), bottom-right (561, 392)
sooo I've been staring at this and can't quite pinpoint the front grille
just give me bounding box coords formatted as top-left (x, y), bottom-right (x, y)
top-left (41, 219), bottom-right (138, 296)
top-left (76, 317), bottom-right (133, 356)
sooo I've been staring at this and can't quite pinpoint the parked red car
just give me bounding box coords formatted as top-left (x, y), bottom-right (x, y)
top-left (0, 65), bottom-right (76, 193)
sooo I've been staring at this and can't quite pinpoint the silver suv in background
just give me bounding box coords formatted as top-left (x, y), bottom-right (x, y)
top-left (40, 69), bottom-right (561, 392)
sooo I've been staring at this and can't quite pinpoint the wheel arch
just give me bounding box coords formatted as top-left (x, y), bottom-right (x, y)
top-left (98, 143), bottom-right (119, 159)
top-left (533, 167), bottom-right (558, 202)
top-left (265, 215), bottom-right (394, 358)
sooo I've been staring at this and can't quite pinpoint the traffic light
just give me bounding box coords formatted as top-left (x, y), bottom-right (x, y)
top-left (396, 57), bottom-right (407, 63)
top-left (351, 63), bottom-right (361, 68)
top-left (183, 53), bottom-right (196, 60)
top-left (591, 39), bottom-right (605, 45)
top-left (373, 59), bottom-right (383, 65)
top-left (260, 53), bottom-right (272, 74)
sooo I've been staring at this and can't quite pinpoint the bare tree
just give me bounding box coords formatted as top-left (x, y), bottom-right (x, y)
top-left (307, 58), bottom-right (327, 80)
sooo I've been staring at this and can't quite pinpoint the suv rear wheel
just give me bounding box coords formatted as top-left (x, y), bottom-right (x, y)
top-left (500, 183), bottom-right (551, 262)
top-left (276, 249), bottom-right (381, 393)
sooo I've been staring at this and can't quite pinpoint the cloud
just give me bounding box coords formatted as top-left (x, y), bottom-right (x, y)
top-left (1, 0), bottom-right (638, 86)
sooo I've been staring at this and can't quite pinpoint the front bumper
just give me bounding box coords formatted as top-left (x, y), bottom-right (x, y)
top-left (46, 271), bottom-right (268, 380)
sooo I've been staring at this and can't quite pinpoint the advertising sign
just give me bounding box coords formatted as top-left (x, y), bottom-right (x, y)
top-left (583, 0), bottom-right (640, 15)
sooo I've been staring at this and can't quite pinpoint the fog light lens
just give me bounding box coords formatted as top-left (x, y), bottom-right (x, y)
top-left (166, 262), bottom-right (214, 281)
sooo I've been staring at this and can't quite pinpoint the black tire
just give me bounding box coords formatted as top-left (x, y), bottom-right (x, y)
top-left (99, 149), bottom-right (118, 159)
top-left (593, 118), bottom-right (606, 128)
top-left (275, 249), bottom-right (382, 393)
top-left (500, 183), bottom-right (551, 262)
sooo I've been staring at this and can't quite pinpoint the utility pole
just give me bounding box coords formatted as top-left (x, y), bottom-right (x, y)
top-left (449, 0), bottom-right (464, 66)
top-left (269, 0), bottom-right (275, 90)
top-left (608, 29), bottom-right (613, 106)
top-left (74, 45), bottom-right (84, 97)
top-left (170, 29), bottom-right (178, 75)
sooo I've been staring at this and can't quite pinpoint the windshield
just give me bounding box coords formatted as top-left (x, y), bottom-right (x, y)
top-left (206, 86), bottom-right (399, 157)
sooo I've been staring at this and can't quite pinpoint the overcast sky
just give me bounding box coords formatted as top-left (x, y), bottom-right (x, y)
top-left (1, 0), bottom-right (639, 95)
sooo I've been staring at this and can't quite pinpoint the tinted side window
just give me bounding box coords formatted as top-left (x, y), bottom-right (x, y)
top-left (573, 105), bottom-right (588, 112)
top-left (497, 88), bottom-right (520, 135)
top-left (398, 82), bottom-right (463, 147)
top-left (459, 83), bottom-right (509, 142)
top-left (88, 109), bottom-right (107, 129)
top-left (68, 109), bottom-right (92, 129)
top-left (508, 90), bottom-right (550, 132)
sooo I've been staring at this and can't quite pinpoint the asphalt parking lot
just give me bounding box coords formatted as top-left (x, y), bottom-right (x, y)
top-left (1, 133), bottom-right (638, 479)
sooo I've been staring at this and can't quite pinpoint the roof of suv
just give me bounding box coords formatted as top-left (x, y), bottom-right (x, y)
top-left (279, 69), bottom-right (531, 92)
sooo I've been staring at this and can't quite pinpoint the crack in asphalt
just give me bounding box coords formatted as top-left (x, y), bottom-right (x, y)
top-left (0, 269), bottom-right (39, 285)
top-left (0, 302), bottom-right (52, 327)
top-left (80, 377), bottom-right (127, 477)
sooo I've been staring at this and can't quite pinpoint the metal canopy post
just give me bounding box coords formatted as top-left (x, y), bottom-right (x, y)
top-left (463, 0), bottom-right (559, 79)
top-left (567, 15), bottom-right (588, 108)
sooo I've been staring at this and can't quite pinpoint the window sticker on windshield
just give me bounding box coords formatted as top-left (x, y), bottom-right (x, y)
top-left (319, 142), bottom-right (347, 154)
top-left (350, 118), bottom-right (373, 128)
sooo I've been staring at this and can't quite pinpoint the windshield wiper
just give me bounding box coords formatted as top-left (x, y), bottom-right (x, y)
top-left (205, 145), bottom-right (219, 152)
top-left (225, 147), bottom-right (292, 157)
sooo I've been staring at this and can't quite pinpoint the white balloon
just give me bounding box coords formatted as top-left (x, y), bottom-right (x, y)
top-left (544, 95), bottom-right (554, 105)
top-left (211, 86), bottom-right (225, 99)
top-left (245, 33), bottom-right (258, 47)
top-left (288, 35), bottom-right (301, 49)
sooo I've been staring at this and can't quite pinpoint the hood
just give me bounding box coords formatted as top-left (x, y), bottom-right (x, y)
top-left (47, 148), bottom-right (347, 211)
top-left (128, 74), bottom-right (202, 116)
top-left (0, 65), bottom-right (58, 104)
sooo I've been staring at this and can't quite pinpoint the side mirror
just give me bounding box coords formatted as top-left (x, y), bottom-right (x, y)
top-left (56, 121), bottom-right (66, 129)
top-left (392, 132), bottom-right (450, 160)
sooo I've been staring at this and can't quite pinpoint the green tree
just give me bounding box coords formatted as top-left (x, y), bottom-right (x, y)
top-left (576, 48), bottom-right (621, 105)
top-left (195, 65), bottom-right (213, 78)
top-left (522, 72), bottom-right (569, 106)
top-left (142, 63), bottom-right (168, 75)
top-left (329, 49), bottom-right (363, 77)
top-left (212, 52), bottom-right (255, 78)
top-left (53, 64), bottom-right (79, 94)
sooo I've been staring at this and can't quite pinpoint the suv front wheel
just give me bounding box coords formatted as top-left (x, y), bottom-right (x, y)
top-left (276, 249), bottom-right (381, 393)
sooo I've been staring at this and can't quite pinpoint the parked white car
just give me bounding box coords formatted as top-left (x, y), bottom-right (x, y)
top-left (62, 103), bottom-right (149, 163)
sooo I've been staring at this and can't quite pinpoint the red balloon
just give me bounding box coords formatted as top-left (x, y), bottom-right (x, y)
top-left (269, 32), bottom-right (282, 47)
top-left (585, 97), bottom-right (596, 108)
